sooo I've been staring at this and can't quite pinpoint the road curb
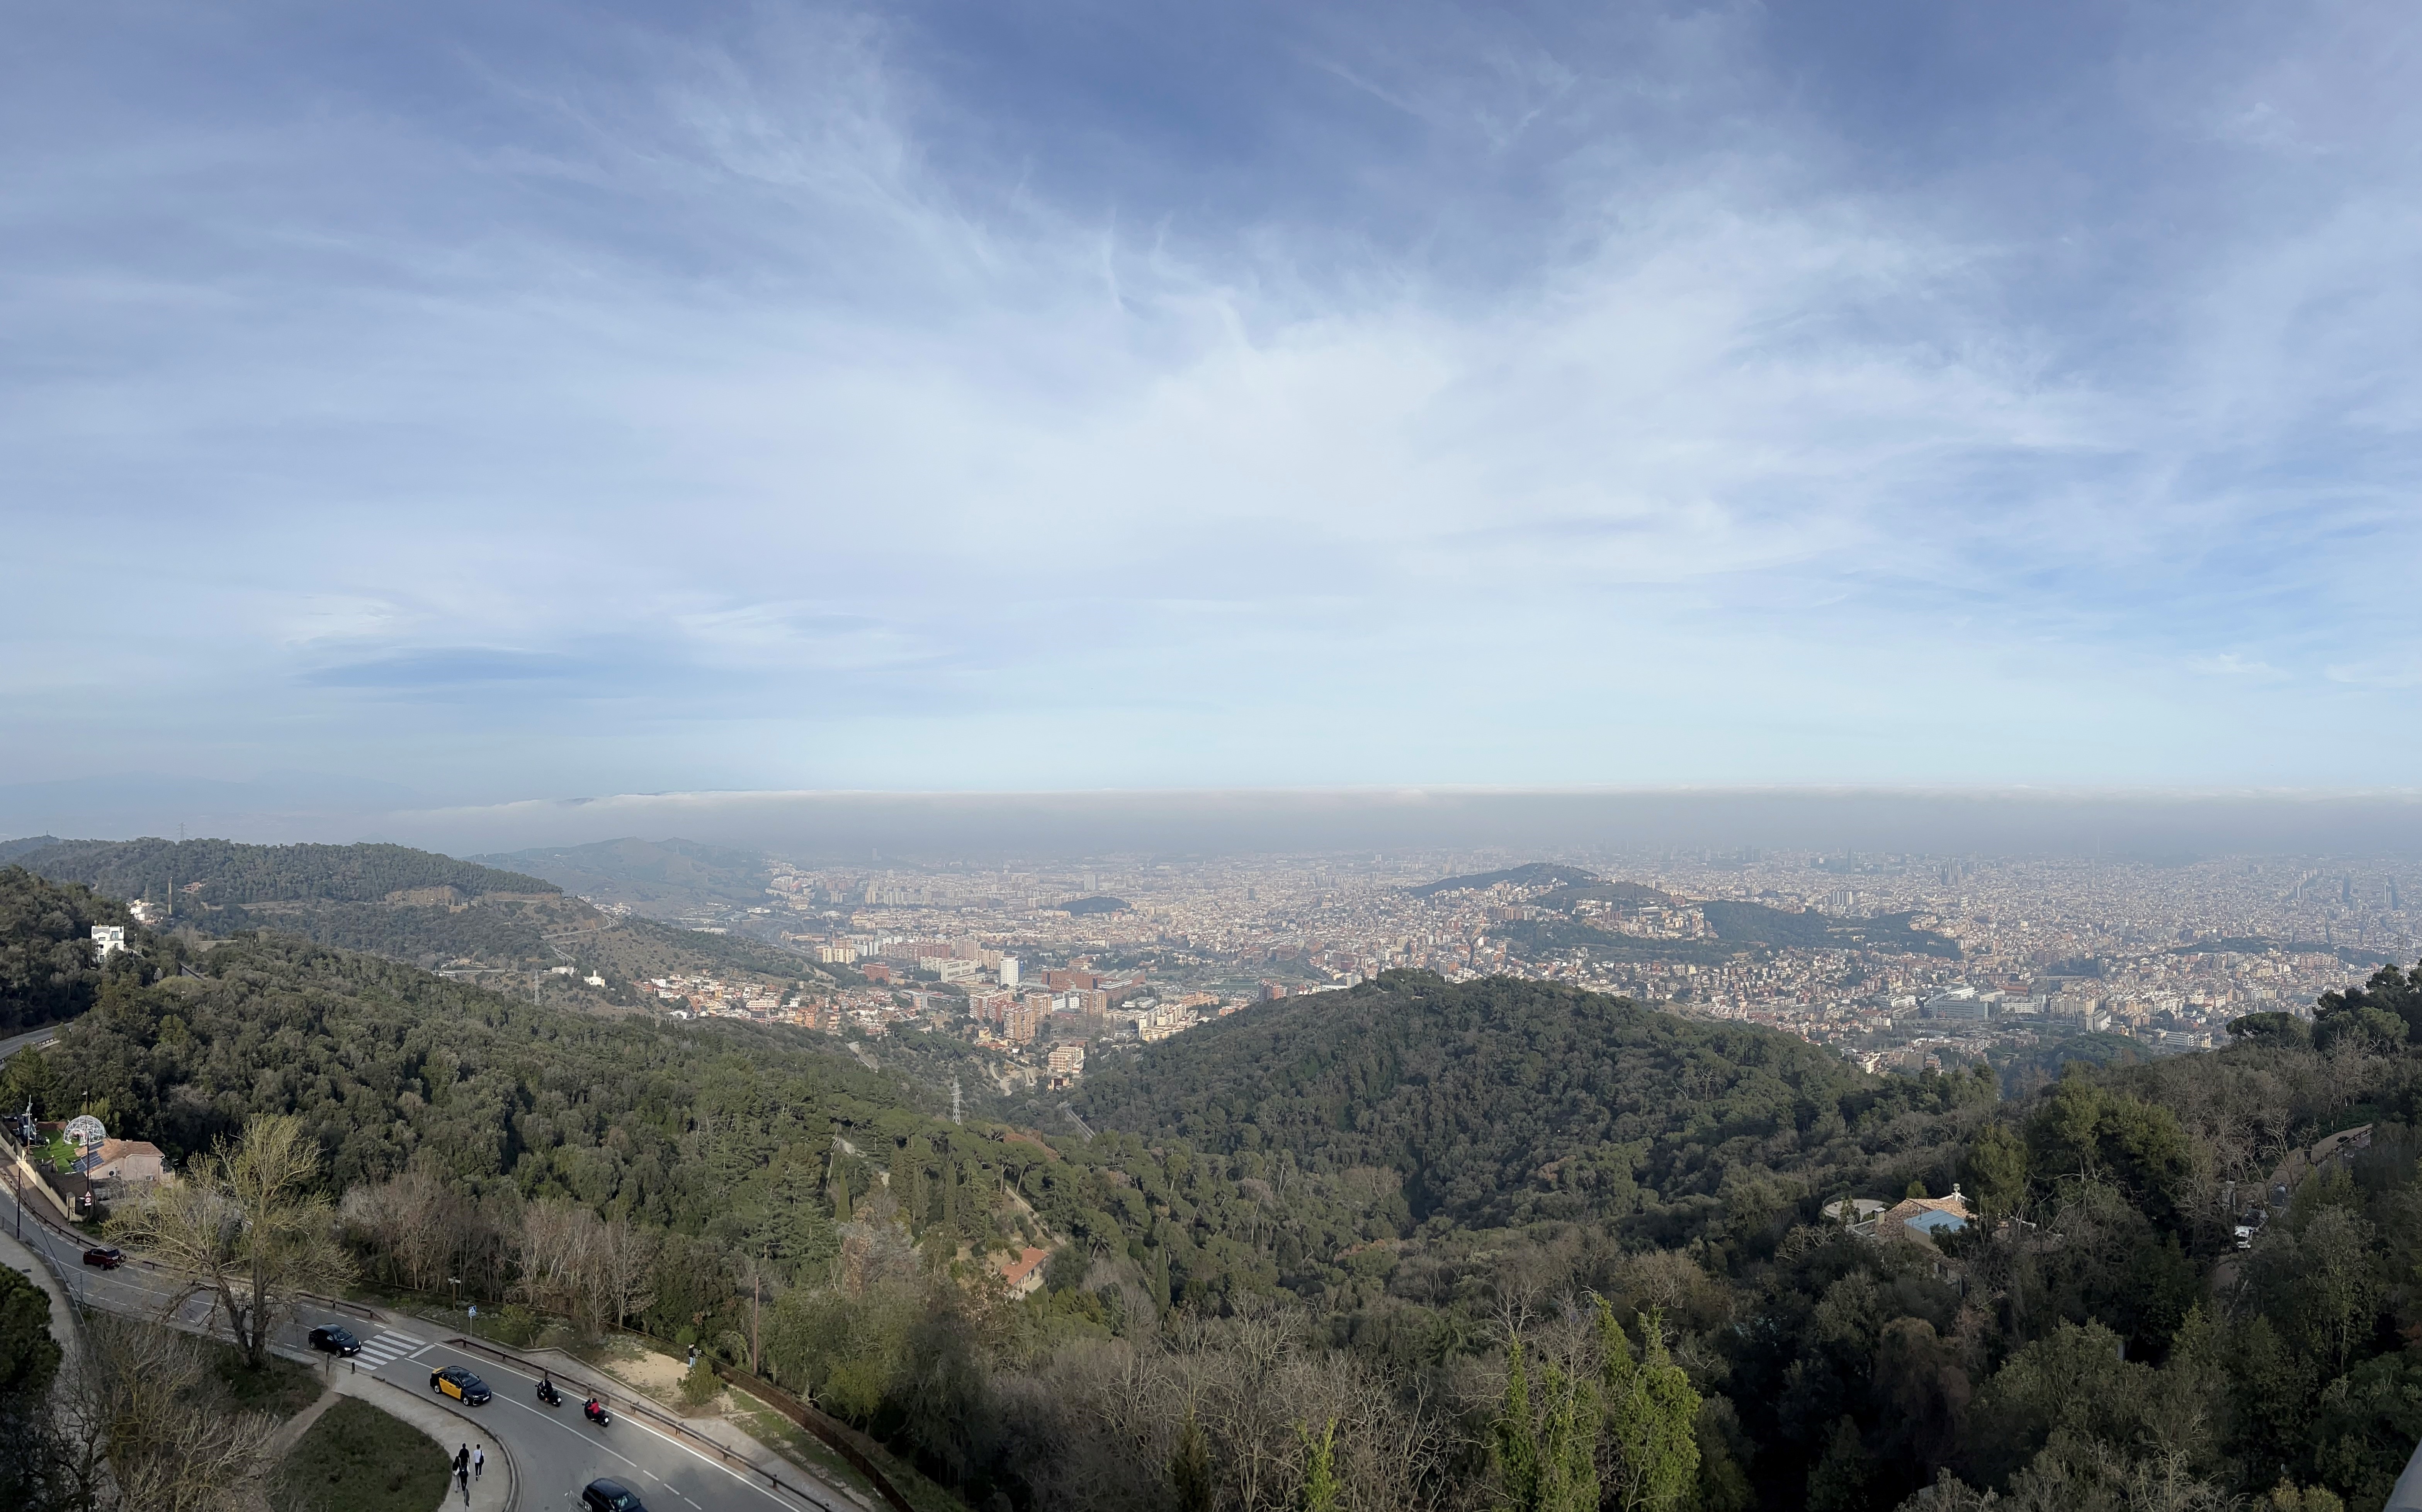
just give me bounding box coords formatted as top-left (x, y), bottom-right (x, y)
top-left (442, 1335), bottom-right (841, 1512)
top-left (323, 1360), bottom-right (520, 1512)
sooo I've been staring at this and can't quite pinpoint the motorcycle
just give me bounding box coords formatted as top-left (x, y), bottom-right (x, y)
top-left (583, 1398), bottom-right (612, 1427)
top-left (536, 1379), bottom-right (562, 1407)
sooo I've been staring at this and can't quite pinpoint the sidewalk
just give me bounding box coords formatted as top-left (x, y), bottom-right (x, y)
top-left (0, 1204), bottom-right (78, 1354)
top-left (328, 1364), bottom-right (513, 1512)
top-left (248, 1359), bottom-right (511, 1512)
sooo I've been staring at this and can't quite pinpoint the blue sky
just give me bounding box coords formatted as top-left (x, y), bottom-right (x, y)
top-left (6, 0), bottom-right (2421, 823)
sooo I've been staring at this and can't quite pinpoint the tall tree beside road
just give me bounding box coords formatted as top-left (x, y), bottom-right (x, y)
top-left (0, 1267), bottom-right (66, 1509)
top-left (106, 1113), bottom-right (351, 1370)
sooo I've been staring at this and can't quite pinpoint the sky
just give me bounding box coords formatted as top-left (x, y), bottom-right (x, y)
top-left (7, 0), bottom-right (2422, 837)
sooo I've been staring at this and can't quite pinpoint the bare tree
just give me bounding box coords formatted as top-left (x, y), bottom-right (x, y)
top-left (340, 1162), bottom-right (469, 1293)
top-left (591, 1214), bottom-right (662, 1335)
top-left (51, 1313), bottom-right (279, 1512)
top-left (513, 1196), bottom-right (595, 1322)
top-left (107, 1114), bottom-right (351, 1368)
top-left (1008, 1304), bottom-right (1462, 1512)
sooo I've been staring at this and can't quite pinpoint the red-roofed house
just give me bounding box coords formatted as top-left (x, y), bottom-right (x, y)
top-left (998, 1246), bottom-right (1051, 1297)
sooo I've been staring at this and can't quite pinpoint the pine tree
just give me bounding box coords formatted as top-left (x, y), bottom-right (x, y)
top-left (1299, 1417), bottom-right (1341, 1512)
top-left (1171, 1410), bottom-right (1213, 1512)
top-left (1496, 1338), bottom-right (1539, 1510)
top-left (1597, 1302), bottom-right (1700, 1512)
top-left (1493, 1337), bottom-right (1599, 1512)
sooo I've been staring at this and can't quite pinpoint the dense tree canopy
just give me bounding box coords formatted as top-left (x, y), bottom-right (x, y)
top-left (0, 866), bottom-right (132, 1035)
top-left (1076, 972), bottom-right (1991, 1240)
top-left (15, 837), bottom-right (554, 907)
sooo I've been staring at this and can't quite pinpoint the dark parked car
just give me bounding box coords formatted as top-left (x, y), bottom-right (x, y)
top-left (581, 1480), bottom-right (648, 1512)
top-left (430, 1366), bottom-right (491, 1405)
top-left (308, 1325), bottom-right (361, 1356)
top-left (80, 1247), bottom-right (122, 1269)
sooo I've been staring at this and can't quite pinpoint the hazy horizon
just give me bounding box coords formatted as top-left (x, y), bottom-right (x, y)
top-left (15, 781), bottom-right (2422, 864)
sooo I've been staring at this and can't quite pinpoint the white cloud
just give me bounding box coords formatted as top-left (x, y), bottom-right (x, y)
top-left (4, 2), bottom-right (2421, 797)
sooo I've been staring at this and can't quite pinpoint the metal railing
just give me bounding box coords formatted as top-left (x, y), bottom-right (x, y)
top-left (586, 1320), bottom-right (921, 1512)
top-left (704, 1361), bottom-right (920, 1512)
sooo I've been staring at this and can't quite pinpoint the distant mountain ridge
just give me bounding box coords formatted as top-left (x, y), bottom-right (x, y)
top-left (2, 836), bottom-right (827, 999)
top-left (11, 837), bottom-right (554, 904)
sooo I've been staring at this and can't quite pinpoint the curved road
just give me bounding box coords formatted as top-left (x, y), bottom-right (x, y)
top-left (0, 1157), bottom-right (838, 1512)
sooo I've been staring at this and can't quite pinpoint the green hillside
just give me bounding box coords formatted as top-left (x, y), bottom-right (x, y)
top-left (0, 866), bottom-right (134, 1034)
top-left (11, 837), bottom-right (831, 1006)
top-left (15, 837), bottom-right (554, 906)
top-left (1488, 912), bottom-right (1745, 965)
top-left (1700, 899), bottom-right (1961, 957)
top-left (1074, 972), bottom-right (1947, 1236)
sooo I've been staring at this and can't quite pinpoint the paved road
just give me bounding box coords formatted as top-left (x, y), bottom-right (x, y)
top-left (0, 1170), bottom-right (830, 1512)
top-left (0, 1024), bottom-right (60, 1068)
top-left (411, 1339), bottom-right (817, 1512)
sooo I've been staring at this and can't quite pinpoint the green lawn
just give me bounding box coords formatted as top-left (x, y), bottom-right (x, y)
top-left (270, 1397), bottom-right (450, 1512)
top-left (208, 1341), bottom-right (324, 1418)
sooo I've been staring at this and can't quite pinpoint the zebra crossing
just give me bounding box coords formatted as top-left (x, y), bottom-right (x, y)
top-left (353, 1330), bottom-right (426, 1368)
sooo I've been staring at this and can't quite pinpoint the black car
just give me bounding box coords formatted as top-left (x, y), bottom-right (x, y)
top-left (80, 1247), bottom-right (122, 1269)
top-left (430, 1366), bottom-right (491, 1405)
top-left (581, 1480), bottom-right (648, 1512)
top-left (308, 1325), bottom-right (361, 1356)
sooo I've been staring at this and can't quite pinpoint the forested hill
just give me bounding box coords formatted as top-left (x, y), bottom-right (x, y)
top-left (1698, 899), bottom-right (1961, 957)
top-left (1406, 861), bottom-right (1598, 899)
top-left (13, 837), bottom-right (555, 904)
top-left (1075, 972), bottom-right (1970, 1235)
top-left (4, 837), bottom-right (840, 1010)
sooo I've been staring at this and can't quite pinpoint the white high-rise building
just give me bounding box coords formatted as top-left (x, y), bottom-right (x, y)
top-left (998, 955), bottom-right (1021, 987)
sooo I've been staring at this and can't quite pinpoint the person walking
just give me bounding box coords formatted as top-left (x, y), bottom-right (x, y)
top-left (473, 1444), bottom-right (484, 1480)
top-left (457, 1461), bottom-right (471, 1506)
top-left (454, 1444), bottom-right (469, 1478)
